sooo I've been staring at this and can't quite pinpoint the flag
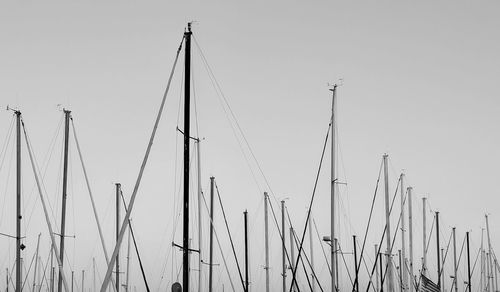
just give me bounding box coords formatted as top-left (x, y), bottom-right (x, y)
top-left (421, 274), bottom-right (440, 292)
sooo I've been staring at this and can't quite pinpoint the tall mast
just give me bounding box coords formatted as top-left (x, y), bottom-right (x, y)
top-left (441, 248), bottom-right (445, 292)
top-left (244, 210), bottom-right (249, 292)
top-left (81, 270), bottom-right (85, 292)
top-left (282, 200), bottom-right (286, 292)
top-left (116, 183), bottom-right (121, 292)
top-left (422, 197), bottom-right (427, 276)
top-left (182, 21), bottom-right (192, 292)
top-left (467, 232), bottom-right (471, 292)
top-left (15, 110), bottom-right (21, 292)
top-left (33, 233), bottom-right (41, 292)
top-left (453, 228), bottom-right (458, 292)
top-left (264, 192), bottom-right (270, 292)
top-left (383, 154), bottom-right (394, 292)
top-left (58, 109), bottom-right (71, 292)
top-left (125, 225), bottom-right (131, 292)
top-left (436, 212), bottom-right (441, 289)
top-left (197, 140), bottom-right (202, 292)
top-left (408, 187), bottom-right (414, 292)
top-left (375, 244), bottom-right (380, 292)
top-left (329, 84), bottom-right (337, 292)
top-left (400, 174), bottom-right (407, 292)
top-left (208, 177), bottom-right (215, 292)
top-left (353, 236), bottom-right (359, 292)
top-left (486, 215), bottom-right (496, 292)
top-left (309, 214), bottom-right (316, 292)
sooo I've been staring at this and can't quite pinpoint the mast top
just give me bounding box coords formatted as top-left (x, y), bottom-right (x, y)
top-left (6, 105), bottom-right (21, 115)
top-left (186, 22), bottom-right (193, 34)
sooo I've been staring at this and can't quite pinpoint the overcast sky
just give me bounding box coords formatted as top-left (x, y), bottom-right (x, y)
top-left (1, 1), bottom-right (500, 291)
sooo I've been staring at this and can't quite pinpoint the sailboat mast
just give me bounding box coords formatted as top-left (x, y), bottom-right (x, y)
top-left (309, 214), bottom-right (316, 292)
top-left (383, 154), bottom-right (394, 292)
top-left (436, 212), bottom-right (440, 290)
top-left (244, 210), bottom-right (249, 292)
top-left (209, 177), bottom-right (215, 292)
top-left (282, 200), bottom-right (286, 292)
top-left (329, 84), bottom-right (337, 292)
top-left (264, 192), bottom-right (270, 292)
top-left (32, 233), bottom-right (41, 292)
top-left (116, 183), bottom-right (121, 292)
top-left (197, 140), bottom-right (202, 292)
top-left (182, 21), bottom-right (192, 292)
top-left (422, 197), bottom-right (427, 276)
top-left (486, 215), bottom-right (496, 292)
top-left (408, 187), bottom-right (414, 292)
top-left (400, 174), bottom-right (407, 292)
top-left (58, 109), bottom-right (71, 292)
top-left (453, 228), bottom-right (458, 292)
top-left (15, 110), bottom-right (21, 292)
top-left (467, 232), bottom-right (471, 292)
top-left (290, 227), bottom-right (297, 292)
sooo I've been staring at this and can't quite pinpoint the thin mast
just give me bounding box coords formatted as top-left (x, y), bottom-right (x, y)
top-left (383, 154), bottom-right (394, 292)
top-left (244, 210), bottom-right (249, 292)
top-left (467, 232), bottom-right (471, 292)
top-left (400, 174), bottom-right (407, 292)
top-left (375, 244), bottom-right (380, 292)
top-left (353, 236), bottom-right (359, 292)
top-left (486, 215), bottom-right (496, 292)
top-left (208, 177), bottom-right (215, 292)
top-left (422, 197), bottom-right (427, 276)
top-left (330, 84), bottom-right (337, 292)
top-left (264, 192), bottom-right (270, 292)
top-left (453, 228), bottom-right (458, 292)
top-left (81, 270), bottom-right (84, 292)
top-left (33, 233), bottom-right (41, 292)
top-left (436, 212), bottom-right (440, 290)
top-left (182, 21), bottom-right (192, 292)
top-left (58, 109), bottom-right (71, 292)
top-left (407, 187), bottom-right (414, 292)
top-left (15, 110), bottom-right (21, 292)
top-left (441, 248), bottom-right (445, 292)
top-left (116, 183), bottom-right (121, 292)
top-left (282, 200), bottom-right (287, 292)
top-left (290, 227), bottom-right (297, 292)
top-left (126, 225), bottom-right (131, 292)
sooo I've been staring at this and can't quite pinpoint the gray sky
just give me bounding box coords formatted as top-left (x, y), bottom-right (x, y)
top-left (1, 1), bottom-right (500, 291)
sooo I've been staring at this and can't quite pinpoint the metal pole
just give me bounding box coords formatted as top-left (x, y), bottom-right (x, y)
top-left (71, 271), bottom-right (73, 292)
top-left (467, 232), bottom-right (471, 292)
top-left (282, 200), bottom-right (286, 292)
top-left (93, 258), bottom-right (96, 292)
top-left (6, 268), bottom-right (8, 292)
top-left (383, 154), bottom-right (394, 292)
top-left (196, 140), bottom-right (202, 292)
top-left (15, 110), bottom-right (21, 292)
top-left (51, 267), bottom-right (55, 292)
top-left (309, 214), bottom-right (316, 292)
top-left (182, 21), bottom-right (193, 292)
top-left (126, 227), bottom-right (131, 292)
top-left (486, 215), bottom-right (496, 292)
top-left (407, 187), bottom-right (414, 292)
top-left (116, 183), bottom-right (121, 292)
top-left (453, 228), bottom-right (458, 292)
top-left (436, 212), bottom-right (441, 290)
top-left (58, 109), bottom-right (71, 292)
top-left (81, 270), bottom-right (84, 292)
top-left (353, 236), bottom-right (359, 292)
top-left (422, 198), bottom-right (427, 276)
top-left (380, 253), bottom-right (384, 292)
top-left (244, 210), bottom-right (249, 292)
top-left (290, 228), bottom-right (297, 292)
top-left (33, 233), bottom-right (41, 291)
top-left (330, 85), bottom-right (337, 292)
top-left (441, 248), bottom-right (445, 292)
top-left (400, 174), bottom-right (407, 292)
top-left (209, 177), bottom-right (215, 292)
top-left (264, 192), bottom-right (270, 292)
top-left (399, 250), bottom-right (403, 292)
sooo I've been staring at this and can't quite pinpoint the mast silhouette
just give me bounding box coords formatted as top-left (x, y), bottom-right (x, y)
top-left (15, 110), bottom-right (21, 292)
top-left (330, 84), bottom-right (337, 292)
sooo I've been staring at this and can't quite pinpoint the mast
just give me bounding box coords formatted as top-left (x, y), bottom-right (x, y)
top-left (71, 271), bottom-right (74, 292)
top-left (264, 192), bottom-right (270, 292)
top-left (196, 140), bottom-right (202, 292)
top-left (81, 270), bottom-right (84, 292)
top-left (422, 197), bottom-right (427, 276)
top-left (375, 245), bottom-right (380, 292)
top-left (408, 187), bottom-right (414, 292)
top-left (400, 174), bottom-right (407, 292)
top-left (309, 214), bottom-right (316, 292)
top-left (94, 257), bottom-right (97, 292)
top-left (399, 250), bottom-right (403, 292)
top-left (467, 232), bottom-right (471, 292)
top-left (126, 225), bottom-right (131, 292)
top-left (15, 110), bottom-right (21, 292)
top-left (209, 177), bottom-right (215, 292)
top-left (441, 248), bottom-right (445, 292)
top-left (453, 228), bottom-right (458, 292)
top-left (353, 236), bottom-right (359, 292)
top-left (486, 215), bottom-right (496, 292)
top-left (290, 228), bottom-right (297, 292)
top-left (32, 233), bottom-right (41, 292)
top-left (282, 200), bottom-right (286, 292)
top-left (330, 84), bottom-right (337, 292)
top-left (116, 183), bottom-right (121, 292)
top-left (182, 21), bottom-right (192, 292)
top-left (383, 154), bottom-right (394, 292)
top-left (436, 212), bottom-right (441, 289)
top-left (244, 210), bottom-right (249, 292)
top-left (58, 109), bottom-right (71, 292)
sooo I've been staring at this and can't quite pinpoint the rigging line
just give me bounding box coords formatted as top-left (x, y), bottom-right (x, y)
top-left (214, 181), bottom-right (246, 291)
top-left (193, 35), bottom-right (269, 195)
top-left (425, 215), bottom-right (436, 255)
top-left (364, 174), bottom-right (402, 292)
top-left (70, 118), bottom-right (118, 292)
top-left (354, 158), bottom-right (384, 285)
top-left (285, 207), bottom-right (323, 292)
top-left (288, 116), bottom-right (332, 292)
top-left (438, 232), bottom-right (453, 280)
top-left (38, 249), bottom-right (52, 292)
top-left (21, 245), bottom-right (37, 291)
top-left (119, 190), bottom-right (151, 292)
top-left (99, 35), bottom-right (184, 292)
top-left (21, 118), bottom-right (70, 291)
top-left (337, 241), bottom-right (354, 286)
top-left (200, 181), bottom-right (236, 292)
top-left (313, 218), bottom-right (332, 274)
